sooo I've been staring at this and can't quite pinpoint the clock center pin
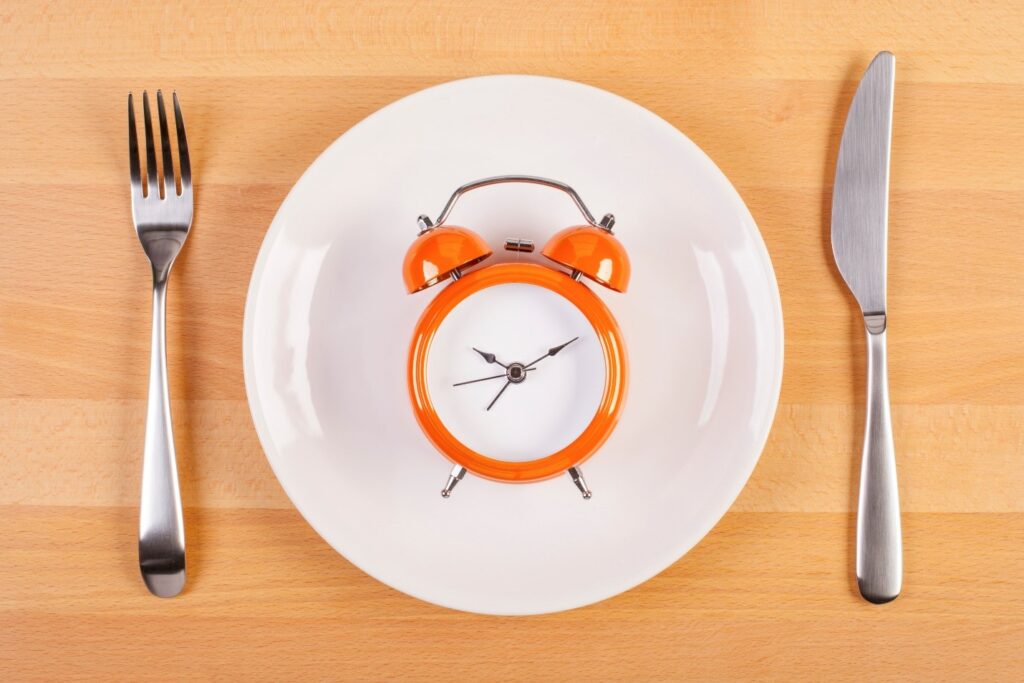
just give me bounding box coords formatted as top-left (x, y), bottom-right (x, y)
top-left (506, 362), bottom-right (528, 384)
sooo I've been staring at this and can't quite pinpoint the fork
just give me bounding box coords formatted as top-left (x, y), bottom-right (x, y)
top-left (128, 91), bottom-right (192, 597)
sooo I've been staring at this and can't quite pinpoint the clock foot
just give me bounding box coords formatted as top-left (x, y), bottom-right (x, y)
top-left (441, 465), bottom-right (467, 498)
top-left (568, 467), bottom-right (592, 500)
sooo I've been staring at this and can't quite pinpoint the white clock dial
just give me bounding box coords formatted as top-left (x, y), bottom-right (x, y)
top-left (425, 282), bottom-right (606, 462)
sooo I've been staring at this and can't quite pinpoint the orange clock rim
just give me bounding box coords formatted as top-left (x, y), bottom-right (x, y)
top-left (407, 262), bottom-right (627, 482)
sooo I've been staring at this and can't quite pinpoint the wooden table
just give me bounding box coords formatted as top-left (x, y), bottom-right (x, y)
top-left (3, 1), bottom-right (1022, 679)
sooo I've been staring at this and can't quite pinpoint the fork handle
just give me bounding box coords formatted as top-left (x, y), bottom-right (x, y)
top-left (139, 277), bottom-right (186, 597)
top-left (856, 314), bottom-right (902, 603)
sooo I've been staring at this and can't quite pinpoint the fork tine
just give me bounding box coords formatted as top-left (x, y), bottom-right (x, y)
top-left (142, 91), bottom-right (159, 198)
top-left (172, 92), bottom-right (191, 191)
top-left (156, 91), bottom-right (176, 197)
top-left (128, 93), bottom-right (143, 201)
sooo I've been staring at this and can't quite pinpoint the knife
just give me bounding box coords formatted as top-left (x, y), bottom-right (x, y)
top-left (831, 51), bottom-right (902, 604)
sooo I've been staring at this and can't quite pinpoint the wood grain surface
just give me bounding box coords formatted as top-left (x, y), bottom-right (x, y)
top-left (2, 1), bottom-right (1022, 680)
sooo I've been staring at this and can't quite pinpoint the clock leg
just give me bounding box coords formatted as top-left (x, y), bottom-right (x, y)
top-left (441, 465), bottom-right (467, 498)
top-left (568, 467), bottom-right (592, 500)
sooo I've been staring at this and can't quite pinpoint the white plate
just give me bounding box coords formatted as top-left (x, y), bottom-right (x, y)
top-left (243, 75), bottom-right (783, 615)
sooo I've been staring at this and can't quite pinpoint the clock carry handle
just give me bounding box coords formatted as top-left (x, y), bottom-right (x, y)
top-left (420, 175), bottom-right (615, 232)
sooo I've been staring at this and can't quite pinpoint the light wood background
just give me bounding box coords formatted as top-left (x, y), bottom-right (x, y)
top-left (2, 1), bottom-right (1022, 680)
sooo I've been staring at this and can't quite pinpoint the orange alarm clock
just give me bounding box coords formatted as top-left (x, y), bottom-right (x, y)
top-left (403, 176), bottom-right (630, 499)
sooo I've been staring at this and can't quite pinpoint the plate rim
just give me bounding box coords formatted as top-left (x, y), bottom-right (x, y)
top-left (242, 74), bottom-right (785, 615)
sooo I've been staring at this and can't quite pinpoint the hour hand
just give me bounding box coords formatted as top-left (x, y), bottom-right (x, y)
top-left (472, 347), bottom-right (507, 368)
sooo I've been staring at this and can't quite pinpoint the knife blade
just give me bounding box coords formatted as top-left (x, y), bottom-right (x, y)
top-left (831, 51), bottom-right (902, 604)
top-left (832, 52), bottom-right (894, 315)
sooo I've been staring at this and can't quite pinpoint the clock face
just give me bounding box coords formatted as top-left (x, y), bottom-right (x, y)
top-left (425, 283), bottom-right (607, 462)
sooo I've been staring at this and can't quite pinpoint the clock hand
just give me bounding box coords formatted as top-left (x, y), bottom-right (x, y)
top-left (453, 368), bottom-right (535, 387)
top-left (454, 373), bottom-right (506, 387)
top-left (472, 347), bottom-right (507, 368)
top-left (523, 336), bottom-right (579, 369)
top-left (486, 380), bottom-right (511, 411)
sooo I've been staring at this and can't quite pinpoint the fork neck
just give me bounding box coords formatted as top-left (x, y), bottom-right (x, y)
top-left (151, 263), bottom-right (172, 287)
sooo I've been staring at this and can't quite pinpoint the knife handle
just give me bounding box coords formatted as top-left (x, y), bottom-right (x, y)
top-left (856, 313), bottom-right (902, 603)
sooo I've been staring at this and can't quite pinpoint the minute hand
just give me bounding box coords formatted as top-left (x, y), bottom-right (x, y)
top-left (523, 337), bottom-right (579, 369)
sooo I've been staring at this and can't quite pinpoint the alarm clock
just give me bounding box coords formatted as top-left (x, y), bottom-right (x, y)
top-left (403, 176), bottom-right (630, 499)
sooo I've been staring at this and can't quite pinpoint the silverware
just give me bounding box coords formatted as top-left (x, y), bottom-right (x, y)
top-left (831, 52), bottom-right (901, 603)
top-left (129, 91), bottom-right (192, 598)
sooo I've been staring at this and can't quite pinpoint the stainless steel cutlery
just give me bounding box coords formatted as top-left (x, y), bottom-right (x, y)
top-left (128, 91), bottom-right (192, 598)
top-left (118, 57), bottom-right (902, 604)
top-left (831, 52), bottom-right (902, 603)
